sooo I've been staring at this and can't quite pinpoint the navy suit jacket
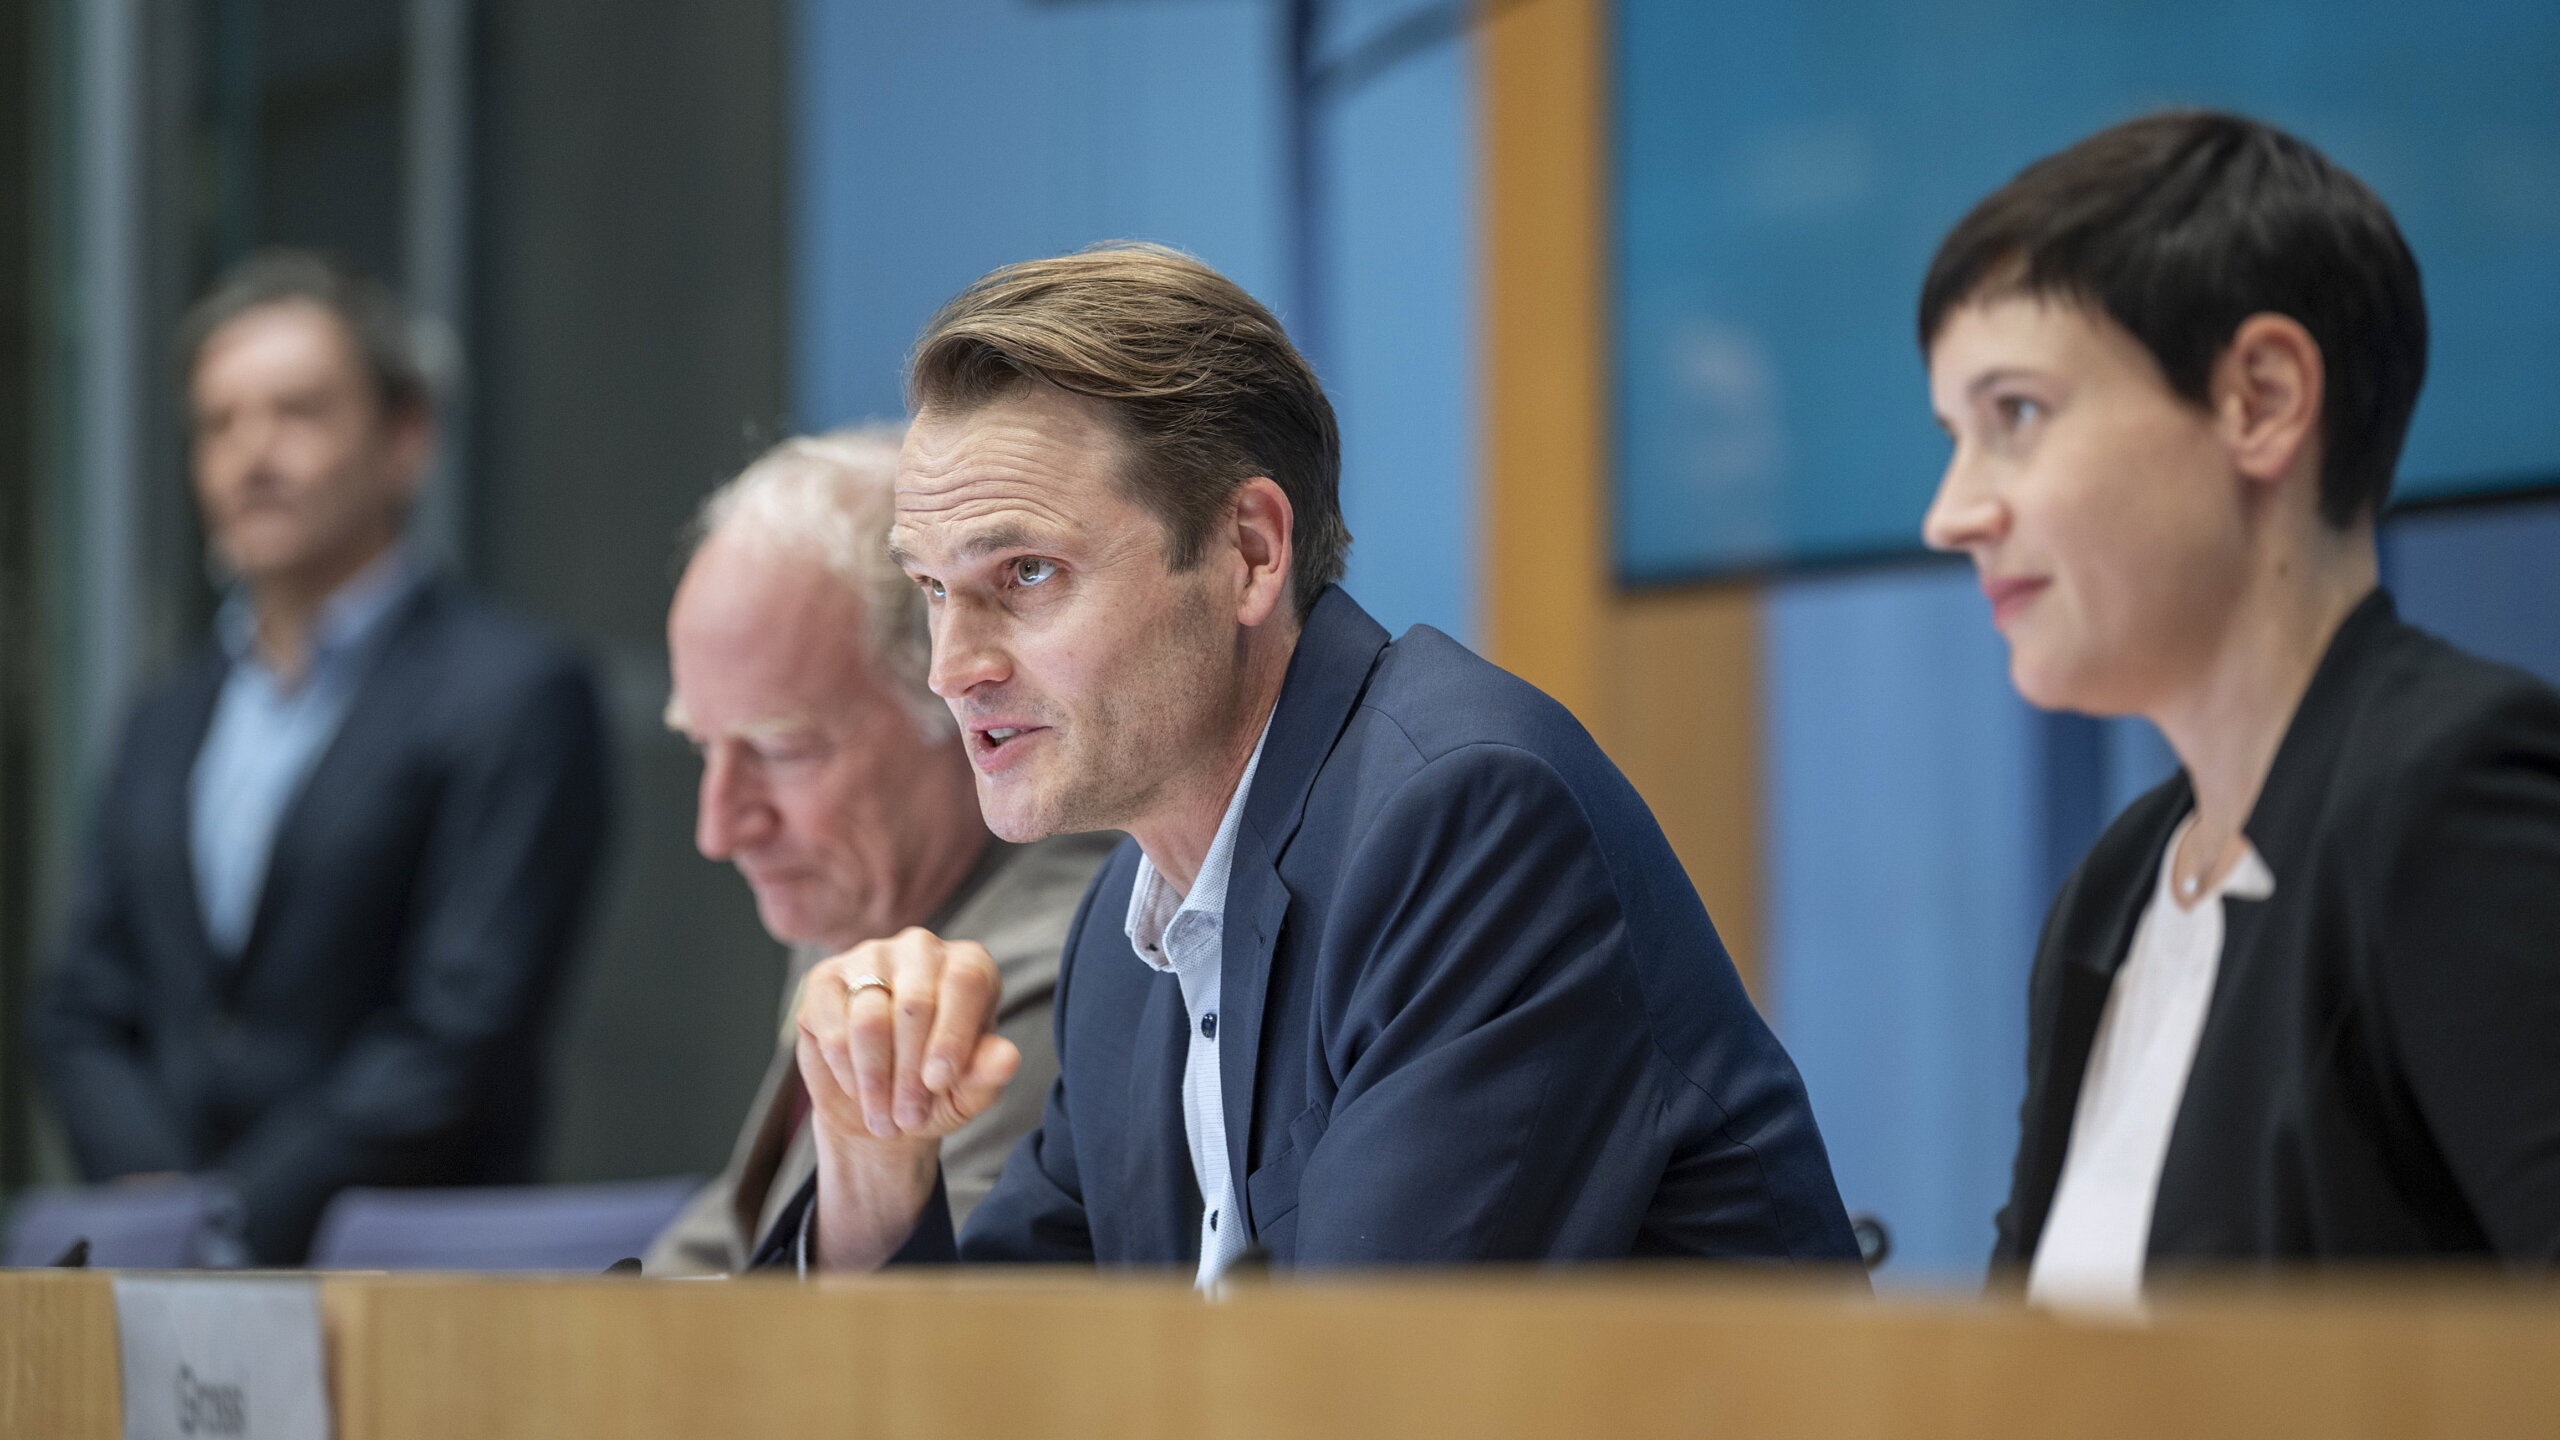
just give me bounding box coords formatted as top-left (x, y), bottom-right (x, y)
top-left (31, 576), bottom-right (611, 1262)
top-left (762, 586), bottom-right (1856, 1269)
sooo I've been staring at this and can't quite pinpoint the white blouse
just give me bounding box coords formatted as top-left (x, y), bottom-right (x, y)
top-left (2028, 815), bottom-right (2276, 1314)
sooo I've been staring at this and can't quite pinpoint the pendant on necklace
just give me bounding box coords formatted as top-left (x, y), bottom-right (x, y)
top-left (2177, 872), bottom-right (2202, 901)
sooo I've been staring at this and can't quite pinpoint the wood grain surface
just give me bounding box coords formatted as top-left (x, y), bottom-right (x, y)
top-left (9, 1267), bottom-right (2558, 1438)
top-left (0, 1269), bottom-right (120, 1440)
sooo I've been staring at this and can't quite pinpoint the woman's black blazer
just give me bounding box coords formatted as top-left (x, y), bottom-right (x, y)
top-left (1995, 589), bottom-right (2560, 1272)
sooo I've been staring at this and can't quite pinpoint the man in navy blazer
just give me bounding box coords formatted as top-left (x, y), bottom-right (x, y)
top-left (760, 245), bottom-right (1855, 1276)
top-left (31, 252), bottom-right (610, 1263)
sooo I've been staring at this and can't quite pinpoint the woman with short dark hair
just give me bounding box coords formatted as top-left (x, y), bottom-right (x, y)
top-left (1919, 111), bottom-right (2560, 1309)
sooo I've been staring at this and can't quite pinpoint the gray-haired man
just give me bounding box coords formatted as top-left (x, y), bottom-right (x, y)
top-left (644, 427), bottom-right (1111, 1273)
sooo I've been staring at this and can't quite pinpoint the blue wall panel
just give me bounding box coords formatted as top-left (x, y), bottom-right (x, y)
top-left (793, 0), bottom-right (1476, 645)
top-left (1617, 0), bottom-right (2560, 581)
top-left (1321, 20), bottom-right (1477, 644)
top-left (1764, 563), bottom-right (2046, 1283)
top-left (2385, 496), bottom-right (2560, 689)
top-left (795, 0), bottom-right (1286, 431)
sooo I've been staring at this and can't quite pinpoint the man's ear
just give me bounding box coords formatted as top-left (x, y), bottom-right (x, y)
top-left (382, 402), bottom-right (436, 503)
top-left (1229, 476), bottom-right (1295, 629)
top-left (2215, 313), bottom-right (2324, 491)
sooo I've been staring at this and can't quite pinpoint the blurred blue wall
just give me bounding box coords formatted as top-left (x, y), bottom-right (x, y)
top-left (2385, 499), bottom-right (2560, 687)
top-left (1762, 564), bottom-right (2043, 1282)
top-left (794, 1), bottom-right (1284, 428)
top-left (1319, 4), bottom-right (1478, 643)
top-left (1616, 0), bottom-right (2560, 580)
top-left (792, 0), bottom-right (1475, 643)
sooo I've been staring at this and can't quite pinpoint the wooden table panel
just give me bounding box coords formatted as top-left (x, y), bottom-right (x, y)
top-left (0, 1269), bottom-right (119, 1440)
top-left (319, 1270), bottom-right (2560, 1440)
top-left (8, 1267), bottom-right (2558, 1439)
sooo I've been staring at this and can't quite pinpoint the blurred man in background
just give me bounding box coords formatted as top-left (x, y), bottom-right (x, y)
top-left (645, 429), bottom-right (1111, 1274)
top-left (30, 250), bottom-right (612, 1264)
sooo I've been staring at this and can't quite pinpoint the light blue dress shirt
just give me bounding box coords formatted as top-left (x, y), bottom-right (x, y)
top-left (1120, 715), bottom-right (1271, 1289)
top-left (783, 717), bottom-right (1274, 1276)
top-left (189, 548), bottom-right (422, 959)
top-left (791, 720), bottom-right (1276, 1281)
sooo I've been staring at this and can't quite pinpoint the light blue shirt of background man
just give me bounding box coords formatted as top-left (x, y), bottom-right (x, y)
top-left (189, 546), bottom-right (422, 958)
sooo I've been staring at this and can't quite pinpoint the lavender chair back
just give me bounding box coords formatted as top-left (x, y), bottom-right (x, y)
top-left (3, 1179), bottom-right (236, 1268)
top-left (305, 1177), bottom-right (701, 1272)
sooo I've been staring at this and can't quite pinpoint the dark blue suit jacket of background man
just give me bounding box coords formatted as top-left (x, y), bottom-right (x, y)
top-left (31, 576), bottom-right (611, 1263)
top-left (762, 585), bottom-right (1858, 1269)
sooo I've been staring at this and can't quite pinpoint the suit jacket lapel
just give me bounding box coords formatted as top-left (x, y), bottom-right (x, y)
top-left (157, 652), bottom-right (234, 990)
top-left (1218, 586), bottom-right (1390, 1238)
top-left (1123, 972), bottom-right (1203, 1263)
top-left (2146, 590), bottom-right (2395, 1251)
top-left (233, 580), bottom-right (442, 991)
top-left (725, 1046), bottom-right (810, 1249)
top-left (2221, 589), bottom-right (2391, 899)
top-left (1220, 838), bottom-right (1293, 1238)
top-left (2012, 782), bottom-right (2183, 1258)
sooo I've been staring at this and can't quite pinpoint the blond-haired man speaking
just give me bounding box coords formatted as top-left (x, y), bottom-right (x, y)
top-left (763, 247), bottom-right (1857, 1278)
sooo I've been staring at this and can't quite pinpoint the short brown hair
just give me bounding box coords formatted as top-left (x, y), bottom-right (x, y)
top-left (1919, 111), bottom-right (2427, 527)
top-left (907, 243), bottom-right (1349, 617)
top-left (178, 248), bottom-right (444, 420)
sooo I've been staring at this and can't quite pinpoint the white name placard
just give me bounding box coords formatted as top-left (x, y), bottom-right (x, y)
top-left (112, 1276), bottom-right (332, 1440)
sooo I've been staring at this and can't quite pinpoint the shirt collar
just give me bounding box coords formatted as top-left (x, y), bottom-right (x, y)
top-left (216, 544), bottom-right (423, 675)
top-left (2225, 845), bottom-right (2276, 902)
top-left (1123, 712), bottom-right (1275, 972)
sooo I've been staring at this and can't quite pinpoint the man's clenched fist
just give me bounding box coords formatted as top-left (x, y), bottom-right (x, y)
top-left (798, 926), bottom-right (1020, 1140)
top-left (794, 927), bottom-right (1020, 1269)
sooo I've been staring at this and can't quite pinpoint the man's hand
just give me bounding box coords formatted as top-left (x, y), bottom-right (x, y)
top-left (794, 928), bottom-right (1020, 1269)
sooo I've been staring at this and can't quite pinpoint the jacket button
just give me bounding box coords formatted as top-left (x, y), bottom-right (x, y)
top-left (1200, 1012), bottom-right (1217, 1041)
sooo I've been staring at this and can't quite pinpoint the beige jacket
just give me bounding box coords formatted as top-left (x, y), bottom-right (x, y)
top-left (642, 831), bottom-right (1118, 1275)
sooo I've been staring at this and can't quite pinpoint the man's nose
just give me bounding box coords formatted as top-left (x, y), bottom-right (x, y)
top-left (694, 748), bottom-right (774, 860)
top-left (227, 408), bottom-right (291, 475)
top-left (199, 418), bottom-right (278, 498)
top-left (1921, 450), bottom-right (2006, 554)
top-left (927, 600), bottom-right (1011, 701)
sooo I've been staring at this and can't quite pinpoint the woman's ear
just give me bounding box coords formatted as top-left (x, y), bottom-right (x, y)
top-left (2215, 312), bottom-right (2325, 490)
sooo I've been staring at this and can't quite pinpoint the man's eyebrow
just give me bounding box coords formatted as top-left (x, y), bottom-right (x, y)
top-left (660, 696), bottom-right (816, 743)
top-left (737, 715), bottom-right (817, 743)
top-left (891, 522), bottom-right (1046, 570)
